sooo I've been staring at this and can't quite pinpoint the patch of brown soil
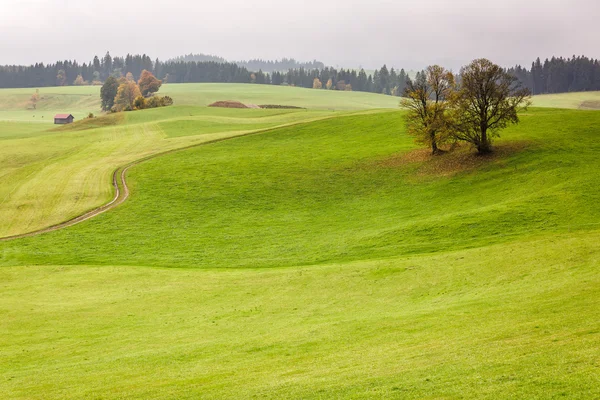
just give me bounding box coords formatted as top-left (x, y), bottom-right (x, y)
top-left (208, 101), bottom-right (249, 109)
top-left (375, 141), bottom-right (531, 178)
top-left (580, 100), bottom-right (600, 110)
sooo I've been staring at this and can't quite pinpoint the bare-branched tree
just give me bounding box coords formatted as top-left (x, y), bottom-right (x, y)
top-left (452, 59), bottom-right (531, 154)
top-left (400, 65), bottom-right (455, 155)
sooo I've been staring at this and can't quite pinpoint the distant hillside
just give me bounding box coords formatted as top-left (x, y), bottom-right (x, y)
top-left (170, 53), bottom-right (326, 73)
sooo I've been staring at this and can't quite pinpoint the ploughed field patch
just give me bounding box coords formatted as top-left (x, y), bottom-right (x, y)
top-left (580, 100), bottom-right (600, 110)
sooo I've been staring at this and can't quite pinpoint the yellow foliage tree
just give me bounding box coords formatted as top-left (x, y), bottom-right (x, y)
top-left (30, 89), bottom-right (40, 110)
top-left (313, 78), bottom-right (322, 89)
top-left (113, 81), bottom-right (142, 112)
top-left (73, 74), bottom-right (87, 85)
top-left (400, 65), bottom-right (455, 155)
top-left (326, 78), bottom-right (333, 90)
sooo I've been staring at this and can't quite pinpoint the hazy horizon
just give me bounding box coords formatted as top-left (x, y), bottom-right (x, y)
top-left (1, 0), bottom-right (598, 71)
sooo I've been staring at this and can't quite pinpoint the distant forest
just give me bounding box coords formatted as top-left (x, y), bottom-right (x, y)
top-left (1, 52), bottom-right (600, 97)
top-left (170, 53), bottom-right (326, 73)
top-left (508, 56), bottom-right (600, 94)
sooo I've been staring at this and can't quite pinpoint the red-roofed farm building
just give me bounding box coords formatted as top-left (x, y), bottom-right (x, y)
top-left (54, 114), bottom-right (74, 124)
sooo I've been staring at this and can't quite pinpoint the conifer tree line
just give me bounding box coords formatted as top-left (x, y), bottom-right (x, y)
top-left (508, 56), bottom-right (600, 94)
top-left (0, 51), bottom-right (409, 95)
top-left (1, 52), bottom-right (599, 96)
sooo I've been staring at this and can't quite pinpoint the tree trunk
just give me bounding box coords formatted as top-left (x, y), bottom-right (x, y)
top-left (478, 127), bottom-right (491, 154)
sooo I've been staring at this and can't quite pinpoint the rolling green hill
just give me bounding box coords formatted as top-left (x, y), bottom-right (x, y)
top-left (0, 83), bottom-right (599, 398)
top-left (1, 103), bottom-right (599, 398)
top-left (0, 84), bottom-right (403, 237)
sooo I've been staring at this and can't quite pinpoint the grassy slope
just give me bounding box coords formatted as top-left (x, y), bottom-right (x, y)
top-left (1, 108), bottom-right (599, 398)
top-left (1, 84), bottom-right (600, 398)
top-left (1, 233), bottom-right (598, 399)
top-left (3, 109), bottom-right (599, 268)
top-left (0, 106), bottom-right (340, 237)
top-left (532, 91), bottom-right (600, 109)
top-left (161, 83), bottom-right (402, 109)
top-left (4, 82), bottom-right (399, 236)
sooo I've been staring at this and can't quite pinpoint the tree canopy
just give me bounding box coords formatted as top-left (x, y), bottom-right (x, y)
top-left (401, 66), bottom-right (455, 154)
top-left (452, 59), bottom-right (531, 154)
top-left (113, 81), bottom-right (142, 112)
top-left (100, 76), bottom-right (120, 111)
top-left (138, 70), bottom-right (162, 97)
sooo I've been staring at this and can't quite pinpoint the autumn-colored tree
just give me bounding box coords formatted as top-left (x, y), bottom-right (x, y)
top-left (137, 70), bottom-right (163, 97)
top-left (56, 70), bottom-right (67, 86)
top-left (73, 74), bottom-right (87, 85)
top-left (112, 81), bottom-right (142, 112)
top-left (100, 76), bottom-right (120, 111)
top-left (345, 83), bottom-right (353, 91)
top-left (30, 89), bottom-right (40, 110)
top-left (452, 59), bottom-right (531, 153)
top-left (326, 78), bottom-right (333, 90)
top-left (336, 80), bottom-right (347, 91)
top-left (400, 65), bottom-right (456, 155)
top-left (126, 72), bottom-right (135, 82)
top-left (313, 78), bottom-right (322, 89)
top-left (250, 73), bottom-right (257, 83)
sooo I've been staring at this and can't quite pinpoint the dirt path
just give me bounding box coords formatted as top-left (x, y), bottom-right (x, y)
top-left (0, 163), bottom-right (134, 242)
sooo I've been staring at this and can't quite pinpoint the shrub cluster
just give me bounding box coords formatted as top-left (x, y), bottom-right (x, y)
top-left (133, 95), bottom-right (174, 110)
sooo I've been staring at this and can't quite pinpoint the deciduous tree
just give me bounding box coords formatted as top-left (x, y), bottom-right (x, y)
top-left (30, 89), bottom-right (40, 110)
top-left (100, 76), bottom-right (119, 111)
top-left (56, 69), bottom-right (67, 86)
top-left (113, 81), bottom-right (142, 112)
top-left (400, 65), bottom-right (455, 155)
top-left (73, 74), bottom-right (87, 85)
top-left (452, 59), bottom-right (531, 154)
top-left (313, 78), bottom-right (322, 89)
top-left (137, 69), bottom-right (162, 97)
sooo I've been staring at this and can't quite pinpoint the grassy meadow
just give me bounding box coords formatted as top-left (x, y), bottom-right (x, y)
top-left (531, 90), bottom-right (600, 109)
top-left (0, 84), bottom-right (599, 398)
top-left (2, 83), bottom-right (396, 237)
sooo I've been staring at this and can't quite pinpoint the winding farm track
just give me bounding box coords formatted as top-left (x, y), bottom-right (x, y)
top-left (0, 114), bottom-right (351, 242)
top-left (0, 162), bottom-right (132, 242)
top-left (0, 132), bottom-right (260, 242)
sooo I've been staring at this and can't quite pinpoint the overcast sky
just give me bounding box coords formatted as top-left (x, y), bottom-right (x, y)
top-left (1, 0), bottom-right (598, 70)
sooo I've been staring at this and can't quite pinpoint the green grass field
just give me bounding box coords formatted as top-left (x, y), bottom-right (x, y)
top-left (2, 83), bottom-right (396, 237)
top-left (0, 84), bottom-right (599, 398)
top-left (531, 91), bottom-right (600, 109)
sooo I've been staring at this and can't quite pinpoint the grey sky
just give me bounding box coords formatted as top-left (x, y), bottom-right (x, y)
top-left (1, 0), bottom-right (598, 70)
